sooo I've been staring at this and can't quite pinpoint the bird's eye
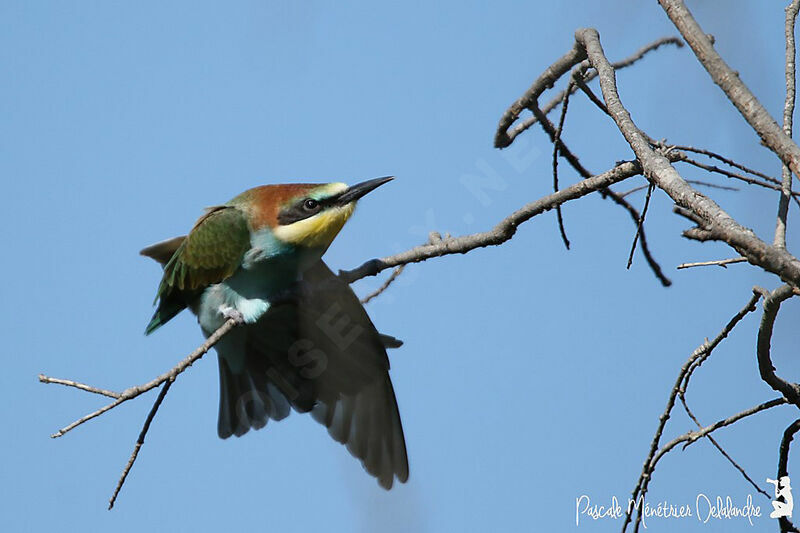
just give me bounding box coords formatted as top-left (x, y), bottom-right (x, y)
top-left (303, 198), bottom-right (319, 211)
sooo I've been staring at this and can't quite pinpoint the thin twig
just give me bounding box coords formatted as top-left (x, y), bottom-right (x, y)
top-left (776, 0), bottom-right (800, 248)
top-left (505, 54), bottom-right (672, 286)
top-left (530, 103), bottom-right (593, 179)
top-left (678, 153), bottom-right (800, 207)
top-left (495, 42), bottom-right (587, 149)
top-left (603, 188), bottom-right (672, 286)
top-left (572, 68), bottom-right (611, 117)
top-left (552, 78), bottom-right (573, 249)
top-left (576, 26), bottom-right (800, 288)
top-left (339, 160), bottom-right (645, 283)
top-left (658, 0), bottom-right (800, 177)
top-left (670, 144), bottom-right (783, 184)
top-left (43, 317), bottom-right (238, 438)
top-left (626, 181), bottom-right (654, 269)
top-left (38, 375), bottom-right (121, 399)
top-left (624, 290), bottom-right (763, 533)
top-left (652, 398), bottom-right (788, 470)
top-left (679, 395), bottom-right (771, 499)
top-left (532, 99), bottom-right (671, 286)
top-left (503, 36), bottom-right (683, 141)
top-left (108, 377), bottom-right (174, 510)
top-left (360, 266), bottom-right (406, 304)
top-left (676, 257), bottom-right (747, 270)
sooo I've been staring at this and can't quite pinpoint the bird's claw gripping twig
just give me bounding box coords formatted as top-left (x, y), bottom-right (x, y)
top-left (220, 307), bottom-right (246, 325)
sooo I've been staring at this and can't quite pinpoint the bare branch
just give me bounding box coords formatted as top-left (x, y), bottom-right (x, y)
top-left (677, 257), bottom-right (747, 270)
top-left (624, 290), bottom-right (763, 533)
top-left (360, 265), bottom-right (406, 304)
top-left (671, 144), bottom-right (784, 184)
top-left (43, 317), bottom-right (238, 438)
top-left (628, 398), bottom-right (788, 533)
top-left (530, 101), bottom-right (593, 179)
top-left (495, 42), bottom-right (586, 149)
top-left (552, 78), bottom-right (573, 249)
top-left (656, 399), bottom-right (789, 468)
top-left (572, 67), bottom-right (611, 117)
top-left (603, 188), bottom-right (672, 286)
top-left (108, 377), bottom-right (174, 510)
top-left (575, 27), bottom-right (800, 287)
top-left (38, 375), bottom-right (121, 399)
top-left (626, 181), bottom-right (654, 269)
top-left (503, 36), bottom-right (683, 141)
top-left (776, 418), bottom-right (800, 533)
top-left (676, 152), bottom-right (800, 206)
top-left (495, 46), bottom-right (674, 286)
top-left (339, 160), bottom-right (645, 283)
top-left (756, 284), bottom-right (800, 407)
top-left (658, 0), bottom-right (800, 177)
top-left (520, 87), bottom-right (672, 285)
top-left (777, 0), bottom-right (800, 248)
top-left (679, 395), bottom-right (771, 499)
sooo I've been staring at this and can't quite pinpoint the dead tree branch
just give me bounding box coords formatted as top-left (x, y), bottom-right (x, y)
top-left (776, 418), bottom-right (800, 533)
top-left (500, 36), bottom-right (683, 143)
top-left (623, 290), bottom-right (764, 533)
top-left (552, 77), bottom-right (573, 249)
top-left (658, 0), bottom-right (800, 177)
top-left (756, 284), bottom-right (800, 407)
top-left (676, 152), bottom-right (800, 201)
top-left (777, 0), bottom-right (800, 248)
top-left (676, 257), bottom-right (746, 270)
top-left (360, 265), bottom-right (406, 304)
top-left (626, 181), bottom-right (654, 269)
top-left (339, 159), bottom-right (647, 283)
top-left (575, 27), bottom-right (800, 287)
top-left (41, 317), bottom-right (238, 438)
top-left (516, 75), bottom-right (673, 283)
top-left (679, 395), bottom-right (771, 499)
top-left (108, 377), bottom-right (174, 510)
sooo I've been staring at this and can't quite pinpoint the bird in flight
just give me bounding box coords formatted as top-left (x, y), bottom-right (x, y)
top-left (140, 177), bottom-right (408, 489)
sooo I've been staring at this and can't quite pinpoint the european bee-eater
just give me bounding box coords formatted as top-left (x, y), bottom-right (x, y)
top-left (140, 177), bottom-right (408, 489)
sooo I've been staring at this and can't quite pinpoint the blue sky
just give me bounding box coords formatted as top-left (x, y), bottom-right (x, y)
top-left (3, 1), bottom-right (799, 532)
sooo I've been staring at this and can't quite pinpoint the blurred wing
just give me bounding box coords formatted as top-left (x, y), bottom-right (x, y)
top-left (224, 260), bottom-right (409, 489)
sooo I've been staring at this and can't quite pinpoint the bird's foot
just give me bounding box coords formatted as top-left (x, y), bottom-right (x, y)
top-left (220, 306), bottom-right (246, 325)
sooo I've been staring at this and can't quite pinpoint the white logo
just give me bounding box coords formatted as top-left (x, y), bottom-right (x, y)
top-left (767, 476), bottom-right (794, 519)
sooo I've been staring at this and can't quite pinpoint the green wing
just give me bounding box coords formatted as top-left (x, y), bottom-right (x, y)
top-left (145, 206), bottom-right (251, 334)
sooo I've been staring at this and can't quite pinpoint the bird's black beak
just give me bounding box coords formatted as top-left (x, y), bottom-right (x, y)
top-left (335, 176), bottom-right (394, 206)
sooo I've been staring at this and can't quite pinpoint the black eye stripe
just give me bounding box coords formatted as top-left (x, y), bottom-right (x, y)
top-left (277, 197), bottom-right (325, 225)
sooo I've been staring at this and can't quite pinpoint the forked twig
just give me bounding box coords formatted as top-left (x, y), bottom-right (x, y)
top-left (624, 290), bottom-right (763, 533)
top-left (552, 78), bottom-right (574, 249)
top-left (42, 317), bottom-right (238, 439)
top-left (108, 377), bottom-right (174, 509)
top-left (626, 181), bottom-right (654, 269)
